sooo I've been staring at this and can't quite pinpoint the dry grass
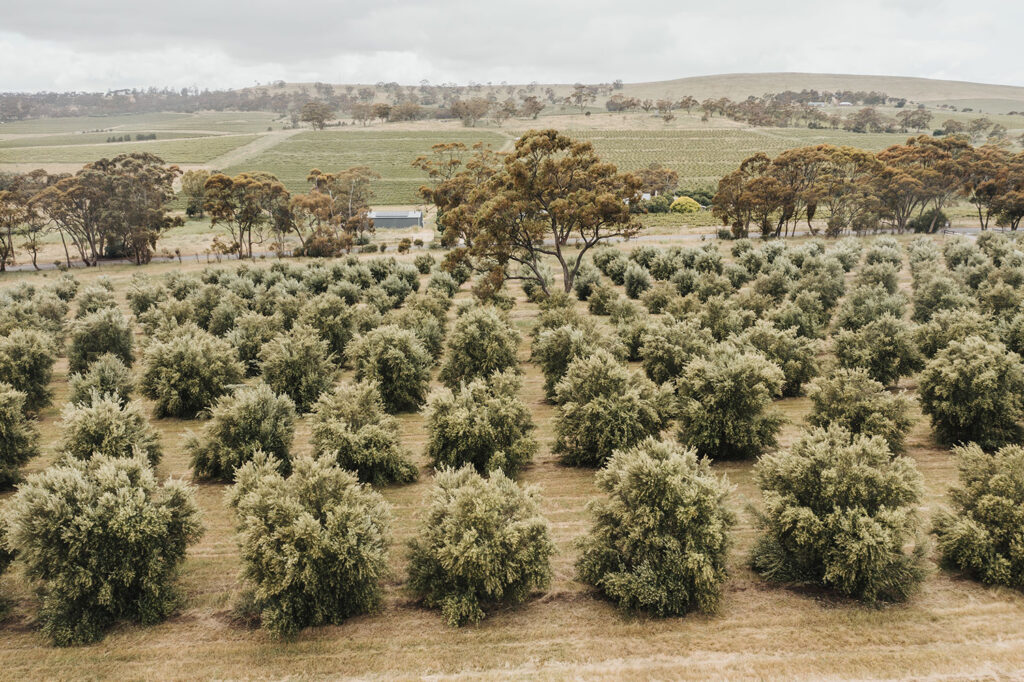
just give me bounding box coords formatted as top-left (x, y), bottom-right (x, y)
top-left (1, 236), bottom-right (1024, 680)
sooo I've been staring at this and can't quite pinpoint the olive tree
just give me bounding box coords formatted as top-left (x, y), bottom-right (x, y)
top-left (188, 383), bottom-right (297, 481)
top-left (933, 443), bottom-right (1024, 589)
top-left (806, 369), bottom-right (914, 454)
top-left (918, 336), bottom-right (1024, 449)
top-left (228, 453), bottom-right (391, 639)
top-left (833, 283), bottom-right (907, 331)
top-left (0, 328), bottom-right (57, 412)
top-left (531, 323), bottom-right (606, 399)
top-left (58, 394), bottom-right (162, 466)
top-left (553, 349), bottom-right (675, 467)
top-left (639, 316), bottom-right (713, 385)
top-left (407, 466), bottom-right (554, 626)
top-left (576, 438), bottom-right (734, 616)
top-left (227, 312), bottom-right (283, 376)
top-left (426, 370), bottom-right (537, 476)
top-left (439, 306), bottom-right (520, 389)
top-left (751, 425), bottom-right (926, 603)
top-left (347, 325), bottom-right (432, 413)
top-left (139, 326), bottom-right (245, 418)
top-left (676, 343), bottom-right (784, 460)
top-left (67, 353), bottom-right (134, 406)
top-left (258, 324), bottom-right (337, 413)
top-left (833, 314), bottom-right (923, 387)
top-left (736, 320), bottom-right (820, 397)
top-left (0, 383), bottom-right (39, 487)
top-left (67, 307), bottom-right (134, 375)
top-left (310, 381), bottom-right (418, 486)
top-left (4, 453), bottom-right (202, 645)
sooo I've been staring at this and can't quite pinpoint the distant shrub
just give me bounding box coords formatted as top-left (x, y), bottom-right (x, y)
top-left (139, 327), bottom-right (245, 418)
top-left (587, 283), bottom-right (620, 315)
top-left (629, 246), bottom-right (659, 268)
top-left (427, 270), bottom-right (459, 298)
top-left (616, 315), bottom-right (652, 362)
top-left (188, 383), bottom-right (297, 481)
top-left (227, 312), bottom-right (283, 376)
top-left (347, 325), bottom-right (432, 412)
top-left (796, 257), bottom-right (846, 310)
top-left (751, 425), bottom-right (926, 603)
top-left (58, 393), bottom-right (161, 466)
top-left (623, 263), bottom-right (652, 299)
top-left (768, 293), bottom-right (827, 339)
top-left (4, 453), bottom-right (202, 645)
top-left (126, 275), bottom-right (166, 315)
top-left (855, 261), bottom-right (899, 294)
top-left (670, 196), bottom-right (701, 214)
top-left (414, 253), bottom-right (436, 274)
top-left (934, 443), bottom-right (1024, 589)
top-left (919, 336), bottom-right (1024, 449)
top-left (1003, 310), bottom-right (1024, 357)
top-left (228, 453), bottom-right (390, 638)
top-left (639, 281), bottom-right (674, 314)
top-left (736, 320), bottom-right (819, 397)
top-left (554, 350), bottom-right (674, 467)
top-left (0, 328), bottom-right (57, 413)
top-left (833, 314), bottom-right (923, 387)
top-left (74, 285), bottom-right (117, 318)
top-left (407, 466), bottom-right (554, 626)
top-left (52, 273), bottom-right (79, 302)
top-left (258, 324), bottom-right (337, 413)
top-left (439, 306), bottom-right (520, 389)
top-left (676, 343), bottom-right (784, 460)
top-left (912, 274), bottom-right (972, 323)
top-left (864, 238), bottom-right (904, 267)
top-left (915, 307), bottom-right (994, 358)
top-left (310, 381), bottom-right (417, 486)
top-left (137, 298), bottom-right (195, 338)
top-left (576, 438), bottom-right (734, 616)
top-left (639, 316), bottom-right (712, 385)
top-left (827, 238), bottom-right (863, 271)
top-left (67, 307), bottom-right (134, 375)
top-left (385, 306), bottom-right (445, 360)
top-left (68, 353), bottom-right (133, 406)
top-left (833, 284), bottom-right (906, 331)
top-left (0, 383), bottom-right (39, 487)
top-left (806, 368), bottom-right (914, 454)
top-left (532, 324), bottom-right (604, 399)
top-left (573, 262), bottom-right (602, 300)
top-left (426, 370), bottom-right (536, 477)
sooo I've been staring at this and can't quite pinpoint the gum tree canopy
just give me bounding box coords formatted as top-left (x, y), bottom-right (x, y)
top-left (415, 129), bottom-right (643, 295)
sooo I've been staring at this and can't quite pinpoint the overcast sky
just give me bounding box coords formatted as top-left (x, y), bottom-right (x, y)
top-left (1, 0), bottom-right (1021, 92)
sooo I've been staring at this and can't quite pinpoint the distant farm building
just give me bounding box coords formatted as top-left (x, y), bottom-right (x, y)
top-left (368, 210), bottom-right (423, 229)
top-left (808, 102), bottom-right (827, 107)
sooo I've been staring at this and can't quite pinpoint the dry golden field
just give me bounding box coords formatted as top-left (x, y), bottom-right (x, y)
top-left (1, 233), bottom-right (1024, 681)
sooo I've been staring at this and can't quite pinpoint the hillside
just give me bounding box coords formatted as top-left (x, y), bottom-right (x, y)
top-left (613, 72), bottom-right (1024, 108)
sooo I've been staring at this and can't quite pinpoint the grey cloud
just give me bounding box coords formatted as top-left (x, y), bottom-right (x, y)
top-left (0, 0), bottom-right (1022, 90)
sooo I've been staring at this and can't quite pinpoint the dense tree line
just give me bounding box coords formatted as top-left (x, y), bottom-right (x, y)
top-left (1, 153), bottom-right (181, 268)
top-left (712, 137), bottom-right (1024, 238)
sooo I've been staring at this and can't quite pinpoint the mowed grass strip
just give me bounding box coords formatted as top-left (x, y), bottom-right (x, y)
top-left (223, 129), bottom-right (509, 203)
